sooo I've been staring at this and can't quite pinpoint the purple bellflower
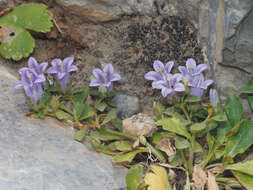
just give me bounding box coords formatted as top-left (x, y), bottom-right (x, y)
top-left (178, 58), bottom-right (208, 83)
top-left (188, 74), bottom-right (213, 97)
top-left (19, 57), bottom-right (48, 87)
top-left (145, 60), bottom-right (174, 89)
top-left (90, 64), bottom-right (121, 91)
top-left (14, 69), bottom-right (44, 105)
top-left (153, 73), bottom-right (185, 100)
top-left (209, 88), bottom-right (219, 107)
top-left (47, 57), bottom-right (78, 93)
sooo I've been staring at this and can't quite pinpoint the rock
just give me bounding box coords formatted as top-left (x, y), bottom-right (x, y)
top-left (0, 65), bottom-right (127, 190)
top-left (114, 94), bottom-right (141, 119)
top-left (55, 0), bottom-right (157, 22)
top-left (123, 113), bottom-right (157, 137)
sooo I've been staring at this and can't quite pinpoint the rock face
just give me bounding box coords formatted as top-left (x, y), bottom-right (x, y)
top-left (0, 65), bottom-right (127, 190)
top-left (205, 0), bottom-right (253, 114)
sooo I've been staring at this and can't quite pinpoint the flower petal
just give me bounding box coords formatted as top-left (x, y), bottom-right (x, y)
top-left (28, 57), bottom-right (39, 70)
top-left (195, 64), bottom-right (208, 75)
top-left (68, 65), bottom-right (78, 72)
top-left (161, 87), bottom-right (173, 97)
top-left (14, 81), bottom-right (24, 89)
top-left (51, 58), bottom-right (61, 67)
top-left (153, 60), bottom-right (164, 72)
top-left (63, 57), bottom-right (74, 72)
top-left (47, 66), bottom-right (58, 74)
top-left (172, 73), bottom-right (183, 83)
top-left (92, 68), bottom-right (103, 78)
top-left (165, 61), bottom-right (174, 73)
top-left (103, 64), bottom-right (114, 74)
top-left (201, 79), bottom-right (214, 89)
top-left (111, 73), bottom-right (121, 81)
top-left (190, 87), bottom-right (204, 97)
top-left (90, 79), bottom-right (102, 87)
top-left (145, 71), bottom-right (162, 81)
top-left (58, 74), bottom-right (70, 93)
top-left (57, 72), bottom-right (66, 80)
top-left (152, 80), bottom-right (164, 89)
top-left (178, 66), bottom-right (188, 76)
top-left (34, 74), bottom-right (46, 84)
top-left (18, 67), bottom-right (29, 75)
top-left (39, 62), bottom-right (48, 73)
top-left (186, 58), bottom-right (196, 69)
top-left (174, 82), bottom-right (185, 92)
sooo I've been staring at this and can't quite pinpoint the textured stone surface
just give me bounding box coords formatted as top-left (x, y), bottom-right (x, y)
top-left (114, 94), bottom-right (141, 119)
top-left (55, 0), bottom-right (157, 22)
top-left (0, 65), bottom-right (127, 190)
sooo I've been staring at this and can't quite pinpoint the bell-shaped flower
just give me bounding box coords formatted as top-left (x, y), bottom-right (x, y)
top-left (209, 88), bottom-right (219, 107)
top-left (90, 64), bottom-right (121, 91)
top-left (47, 57), bottom-right (78, 93)
top-left (153, 73), bottom-right (185, 100)
top-left (14, 69), bottom-right (44, 105)
top-left (19, 57), bottom-right (48, 87)
top-left (145, 60), bottom-right (174, 89)
top-left (178, 58), bottom-right (208, 82)
top-left (188, 74), bottom-right (213, 97)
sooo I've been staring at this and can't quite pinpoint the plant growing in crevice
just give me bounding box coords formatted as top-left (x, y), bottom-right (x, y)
top-left (0, 3), bottom-right (53, 60)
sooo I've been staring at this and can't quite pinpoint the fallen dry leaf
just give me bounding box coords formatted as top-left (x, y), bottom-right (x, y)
top-left (208, 166), bottom-right (224, 174)
top-left (207, 171), bottom-right (219, 190)
top-left (144, 165), bottom-right (172, 190)
top-left (193, 165), bottom-right (207, 190)
top-left (156, 137), bottom-right (176, 156)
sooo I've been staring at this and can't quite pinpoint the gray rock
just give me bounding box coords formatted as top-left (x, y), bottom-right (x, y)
top-left (55, 0), bottom-right (157, 22)
top-left (113, 94), bottom-right (141, 119)
top-left (0, 65), bottom-right (127, 190)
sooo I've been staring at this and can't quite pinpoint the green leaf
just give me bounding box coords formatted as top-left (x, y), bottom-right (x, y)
top-left (225, 95), bottom-right (243, 127)
top-left (156, 117), bottom-right (192, 139)
top-left (94, 101), bottom-right (107, 112)
top-left (90, 127), bottom-right (136, 141)
top-left (190, 122), bottom-right (206, 133)
top-left (126, 165), bottom-right (144, 190)
top-left (153, 102), bottom-right (165, 120)
top-left (55, 110), bottom-right (71, 120)
top-left (175, 136), bottom-right (190, 149)
top-left (101, 109), bottom-right (117, 125)
top-left (152, 132), bottom-right (175, 145)
top-left (0, 4), bottom-right (53, 60)
top-left (73, 103), bottom-right (95, 121)
top-left (112, 118), bottom-right (123, 131)
top-left (72, 86), bottom-right (89, 104)
top-left (240, 86), bottom-right (253, 94)
top-left (0, 3), bottom-right (53, 32)
top-left (248, 95), bottom-right (253, 110)
top-left (211, 112), bottom-right (227, 122)
top-left (112, 148), bottom-right (148, 164)
top-left (232, 171), bottom-right (253, 190)
top-left (224, 120), bottom-right (253, 157)
top-left (216, 121), bottom-right (232, 144)
top-left (109, 141), bottom-right (133, 152)
top-left (185, 95), bottom-right (201, 103)
top-left (225, 160), bottom-right (253, 176)
top-left (74, 128), bottom-right (87, 142)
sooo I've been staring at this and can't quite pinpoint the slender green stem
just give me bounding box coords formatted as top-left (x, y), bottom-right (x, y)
top-left (181, 150), bottom-right (189, 171)
top-left (181, 105), bottom-right (191, 121)
top-left (104, 128), bottom-right (137, 142)
top-left (188, 134), bottom-right (195, 176)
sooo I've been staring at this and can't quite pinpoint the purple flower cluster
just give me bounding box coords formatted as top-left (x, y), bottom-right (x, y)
top-left (145, 58), bottom-right (213, 99)
top-left (89, 64), bottom-right (121, 91)
top-left (14, 57), bottom-right (77, 105)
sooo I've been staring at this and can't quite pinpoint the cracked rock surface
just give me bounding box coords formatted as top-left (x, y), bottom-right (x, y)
top-left (0, 65), bottom-right (127, 190)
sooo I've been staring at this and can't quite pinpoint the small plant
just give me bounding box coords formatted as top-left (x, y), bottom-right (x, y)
top-left (14, 57), bottom-right (122, 142)
top-left (0, 4), bottom-right (53, 60)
